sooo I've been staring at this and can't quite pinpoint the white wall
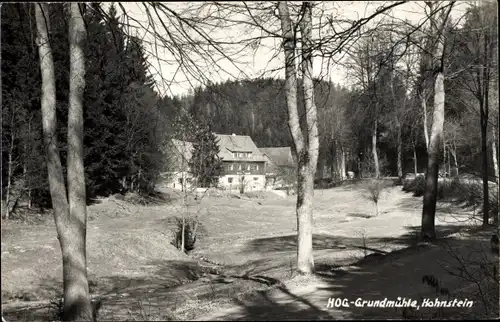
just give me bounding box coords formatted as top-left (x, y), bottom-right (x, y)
top-left (163, 171), bottom-right (194, 190)
top-left (219, 174), bottom-right (266, 191)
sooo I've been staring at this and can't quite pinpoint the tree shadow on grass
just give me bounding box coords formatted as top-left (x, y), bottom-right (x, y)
top-left (241, 224), bottom-right (473, 255)
top-left (201, 229), bottom-right (498, 320)
top-left (4, 225), bottom-right (497, 321)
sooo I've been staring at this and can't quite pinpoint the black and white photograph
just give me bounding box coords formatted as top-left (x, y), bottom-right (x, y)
top-left (1, 1), bottom-right (498, 320)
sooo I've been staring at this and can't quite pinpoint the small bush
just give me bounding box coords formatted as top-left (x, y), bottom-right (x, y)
top-left (365, 179), bottom-right (385, 216)
top-left (402, 175), bottom-right (426, 196)
top-left (171, 216), bottom-right (199, 252)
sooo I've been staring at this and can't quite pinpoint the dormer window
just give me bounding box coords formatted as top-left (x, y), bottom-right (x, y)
top-left (233, 152), bottom-right (238, 158)
top-left (239, 153), bottom-right (245, 158)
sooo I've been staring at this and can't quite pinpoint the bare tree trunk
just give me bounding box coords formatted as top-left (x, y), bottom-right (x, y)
top-left (450, 146), bottom-right (458, 177)
top-left (422, 91), bottom-right (430, 151)
top-left (480, 105), bottom-right (489, 226)
top-left (340, 145), bottom-right (346, 180)
top-left (493, 127), bottom-right (499, 185)
top-left (36, 2), bottom-right (76, 317)
top-left (66, 3), bottom-right (93, 319)
top-left (413, 144), bottom-right (418, 175)
top-left (317, 152), bottom-right (325, 179)
top-left (297, 2), bottom-right (319, 274)
top-left (279, 1), bottom-right (318, 275)
top-left (181, 215), bottom-right (186, 252)
top-left (329, 140), bottom-right (335, 179)
top-left (397, 128), bottom-right (403, 180)
top-left (372, 119), bottom-right (380, 178)
top-left (5, 112), bottom-right (15, 219)
top-left (443, 142), bottom-right (447, 176)
top-left (422, 72), bottom-right (445, 241)
top-left (25, 119), bottom-right (32, 209)
top-left (36, 3), bottom-right (93, 320)
top-left (334, 142), bottom-right (343, 181)
top-left (421, 2), bottom-right (452, 241)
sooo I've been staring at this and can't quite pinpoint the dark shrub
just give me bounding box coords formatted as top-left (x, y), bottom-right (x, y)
top-left (411, 176), bottom-right (426, 197)
top-left (172, 216), bottom-right (199, 252)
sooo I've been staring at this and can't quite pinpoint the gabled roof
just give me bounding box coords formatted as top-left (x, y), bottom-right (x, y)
top-left (259, 147), bottom-right (295, 167)
top-left (215, 134), bottom-right (267, 162)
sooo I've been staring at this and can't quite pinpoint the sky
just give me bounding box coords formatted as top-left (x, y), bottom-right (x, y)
top-left (111, 1), bottom-right (471, 98)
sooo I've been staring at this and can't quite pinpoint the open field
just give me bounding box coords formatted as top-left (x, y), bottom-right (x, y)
top-left (1, 180), bottom-right (498, 320)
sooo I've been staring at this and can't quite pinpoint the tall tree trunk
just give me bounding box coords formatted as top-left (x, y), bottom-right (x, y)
top-left (25, 119), bottom-right (32, 209)
top-left (480, 106), bottom-right (489, 226)
top-left (397, 128), bottom-right (403, 180)
top-left (372, 119), bottom-right (380, 178)
top-left (36, 2), bottom-right (76, 318)
top-left (36, 4), bottom-right (93, 320)
top-left (390, 58), bottom-right (403, 180)
top-left (317, 151), bottom-right (325, 179)
top-left (422, 91), bottom-right (430, 151)
top-left (450, 145), bottom-right (458, 177)
top-left (340, 145), bottom-right (346, 180)
top-left (279, 1), bottom-right (318, 275)
top-left (5, 112), bottom-right (15, 219)
top-left (65, 3), bottom-right (93, 320)
top-left (422, 71), bottom-right (445, 241)
top-left (443, 142), bottom-right (447, 177)
top-left (297, 1), bottom-right (319, 274)
top-left (493, 127), bottom-right (499, 185)
top-left (493, 127), bottom-right (499, 226)
top-left (329, 142), bottom-right (336, 179)
top-left (413, 144), bottom-right (418, 175)
top-left (421, 2), bottom-right (452, 241)
top-left (334, 142), bottom-right (342, 181)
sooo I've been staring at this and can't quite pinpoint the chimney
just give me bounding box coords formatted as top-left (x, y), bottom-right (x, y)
top-left (232, 133), bottom-right (236, 136)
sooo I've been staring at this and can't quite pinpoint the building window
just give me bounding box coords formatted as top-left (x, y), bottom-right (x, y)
top-left (247, 164), bottom-right (251, 171)
top-left (253, 177), bottom-right (258, 181)
top-left (247, 152), bottom-right (252, 158)
top-left (228, 177), bottom-right (233, 184)
top-left (238, 164), bottom-right (242, 171)
top-left (229, 164), bottom-right (234, 171)
top-left (239, 152), bottom-right (245, 158)
top-left (255, 165), bottom-right (259, 171)
top-left (178, 178), bottom-right (183, 184)
top-left (233, 152), bottom-right (237, 158)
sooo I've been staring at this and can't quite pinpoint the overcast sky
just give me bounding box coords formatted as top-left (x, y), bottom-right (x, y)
top-left (111, 1), bottom-right (470, 98)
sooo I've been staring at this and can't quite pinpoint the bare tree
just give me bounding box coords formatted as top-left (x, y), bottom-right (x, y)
top-left (35, 3), bottom-right (93, 320)
top-left (299, 1), bottom-right (320, 274)
top-left (278, 1), bottom-right (317, 274)
top-left (421, 1), bottom-right (455, 241)
top-left (455, 2), bottom-right (497, 226)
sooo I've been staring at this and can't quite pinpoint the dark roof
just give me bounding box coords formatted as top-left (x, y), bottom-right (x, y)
top-left (171, 135), bottom-right (267, 164)
top-left (259, 147), bottom-right (295, 167)
top-left (215, 134), bottom-right (267, 162)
